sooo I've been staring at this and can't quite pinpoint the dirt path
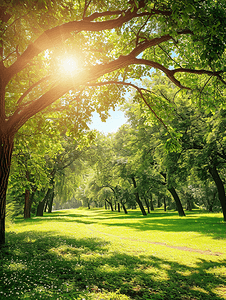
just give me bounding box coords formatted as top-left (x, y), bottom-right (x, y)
top-left (87, 225), bottom-right (224, 256)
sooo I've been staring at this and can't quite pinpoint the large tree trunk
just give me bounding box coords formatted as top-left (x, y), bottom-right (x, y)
top-left (0, 136), bottom-right (14, 246)
top-left (168, 187), bottom-right (186, 216)
top-left (46, 176), bottom-right (55, 213)
top-left (36, 200), bottom-right (45, 217)
top-left (131, 176), bottom-right (147, 216)
top-left (209, 166), bottom-right (226, 221)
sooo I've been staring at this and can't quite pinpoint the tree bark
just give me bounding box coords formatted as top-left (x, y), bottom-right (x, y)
top-left (0, 135), bottom-right (14, 246)
top-left (168, 187), bottom-right (186, 216)
top-left (117, 202), bottom-right (120, 212)
top-left (131, 176), bottom-right (147, 216)
top-left (209, 166), bottom-right (226, 221)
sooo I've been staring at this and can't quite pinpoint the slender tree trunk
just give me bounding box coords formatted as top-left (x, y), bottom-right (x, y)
top-left (0, 135), bottom-right (14, 246)
top-left (131, 176), bottom-right (147, 216)
top-left (44, 200), bottom-right (48, 212)
top-left (160, 172), bottom-right (185, 216)
top-left (36, 187), bottom-right (52, 216)
top-left (150, 194), bottom-right (154, 211)
top-left (117, 202), bottom-right (120, 212)
top-left (209, 166), bottom-right (226, 221)
top-left (122, 203), bottom-right (128, 214)
top-left (109, 202), bottom-right (114, 211)
top-left (168, 187), bottom-right (186, 216)
top-left (47, 186), bottom-right (55, 213)
top-left (105, 201), bottom-right (107, 210)
top-left (144, 197), bottom-right (150, 213)
top-left (163, 196), bottom-right (167, 212)
top-left (105, 199), bottom-right (114, 211)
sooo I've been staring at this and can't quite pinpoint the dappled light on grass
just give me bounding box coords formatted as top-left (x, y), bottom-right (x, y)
top-left (1, 209), bottom-right (226, 299)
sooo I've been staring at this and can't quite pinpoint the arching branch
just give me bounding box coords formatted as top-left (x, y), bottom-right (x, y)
top-left (4, 3), bottom-right (145, 84)
top-left (86, 80), bottom-right (168, 130)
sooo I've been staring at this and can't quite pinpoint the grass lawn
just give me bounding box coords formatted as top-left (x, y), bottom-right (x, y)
top-left (1, 208), bottom-right (226, 300)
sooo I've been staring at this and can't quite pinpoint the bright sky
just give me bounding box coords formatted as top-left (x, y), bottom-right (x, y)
top-left (89, 108), bottom-right (127, 134)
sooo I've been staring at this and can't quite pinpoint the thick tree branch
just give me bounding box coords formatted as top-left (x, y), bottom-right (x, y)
top-left (172, 68), bottom-right (224, 77)
top-left (5, 25), bottom-right (222, 133)
top-left (5, 5), bottom-right (144, 84)
top-left (131, 58), bottom-right (190, 89)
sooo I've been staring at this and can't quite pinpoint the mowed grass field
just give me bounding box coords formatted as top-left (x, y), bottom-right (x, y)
top-left (1, 208), bottom-right (226, 300)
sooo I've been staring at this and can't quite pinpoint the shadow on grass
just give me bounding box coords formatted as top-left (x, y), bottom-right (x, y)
top-left (1, 230), bottom-right (226, 300)
top-left (22, 209), bottom-right (226, 241)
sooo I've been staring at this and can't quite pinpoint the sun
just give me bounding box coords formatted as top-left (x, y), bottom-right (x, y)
top-left (61, 57), bottom-right (77, 74)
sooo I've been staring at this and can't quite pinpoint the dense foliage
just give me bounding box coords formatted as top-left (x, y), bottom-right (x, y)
top-left (1, 0), bottom-right (226, 245)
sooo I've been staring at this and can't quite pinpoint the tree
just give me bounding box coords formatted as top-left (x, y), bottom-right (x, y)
top-left (1, 0), bottom-right (226, 245)
top-left (122, 98), bottom-right (187, 216)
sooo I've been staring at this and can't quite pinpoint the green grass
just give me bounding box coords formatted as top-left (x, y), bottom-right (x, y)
top-left (1, 208), bottom-right (226, 300)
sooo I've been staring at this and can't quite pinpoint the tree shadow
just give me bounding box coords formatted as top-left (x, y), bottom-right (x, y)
top-left (14, 209), bottom-right (226, 241)
top-left (1, 230), bottom-right (226, 300)
top-left (91, 210), bottom-right (226, 241)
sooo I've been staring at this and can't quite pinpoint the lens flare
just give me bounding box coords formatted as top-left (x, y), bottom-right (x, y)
top-left (61, 57), bottom-right (77, 74)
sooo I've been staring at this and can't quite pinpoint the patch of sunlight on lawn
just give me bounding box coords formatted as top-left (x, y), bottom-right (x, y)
top-left (212, 286), bottom-right (226, 299)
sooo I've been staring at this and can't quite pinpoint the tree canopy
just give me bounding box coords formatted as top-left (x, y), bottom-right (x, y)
top-left (1, 0), bottom-right (226, 246)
